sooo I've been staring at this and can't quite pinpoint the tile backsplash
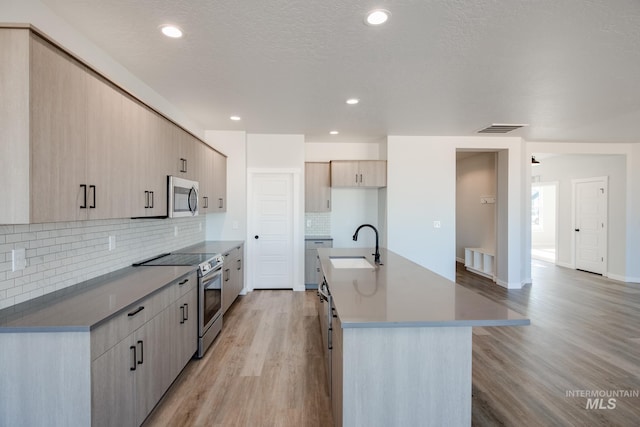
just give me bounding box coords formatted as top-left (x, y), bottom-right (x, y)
top-left (0, 216), bottom-right (205, 310)
top-left (305, 212), bottom-right (331, 236)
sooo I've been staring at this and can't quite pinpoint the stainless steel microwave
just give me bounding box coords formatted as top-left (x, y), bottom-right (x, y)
top-left (168, 176), bottom-right (199, 217)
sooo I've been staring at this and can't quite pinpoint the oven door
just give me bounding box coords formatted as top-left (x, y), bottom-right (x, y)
top-left (200, 266), bottom-right (222, 335)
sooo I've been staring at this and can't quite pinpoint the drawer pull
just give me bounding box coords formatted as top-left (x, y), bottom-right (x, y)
top-left (184, 303), bottom-right (189, 321)
top-left (180, 305), bottom-right (185, 324)
top-left (127, 306), bottom-right (145, 317)
top-left (179, 278), bottom-right (189, 286)
top-left (137, 340), bottom-right (144, 365)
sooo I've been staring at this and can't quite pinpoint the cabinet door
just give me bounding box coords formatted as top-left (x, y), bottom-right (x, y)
top-left (330, 161), bottom-right (360, 187)
top-left (92, 335), bottom-right (137, 427)
top-left (233, 246), bottom-right (244, 301)
top-left (86, 70), bottom-right (129, 219)
top-left (331, 316), bottom-right (344, 427)
top-left (30, 33), bottom-right (88, 223)
top-left (198, 146), bottom-right (214, 213)
top-left (222, 250), bottom-right (236, 314)
top-left (212, 150), bottom-right (227, 212)
top-left (305, 162), bottom-right (331, 212)
top-left (359, 161), bottom-right (387, 188)
top-left (177, 288), bottom-right (198, 369)
top-left (134, 312), bottom-right (171, 426)
top-left (173, 128), bottom-right (197, 179)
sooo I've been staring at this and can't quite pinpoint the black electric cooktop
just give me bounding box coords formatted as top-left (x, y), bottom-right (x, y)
top-left (133, 253), bottom-right (219, 267)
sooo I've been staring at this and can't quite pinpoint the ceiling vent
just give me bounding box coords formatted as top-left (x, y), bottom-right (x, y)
top-left (477, 123), bottom-right (528, 134)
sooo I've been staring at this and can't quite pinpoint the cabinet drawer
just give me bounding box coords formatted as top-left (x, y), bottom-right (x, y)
top-left (305, 239), bottom-right (333, 249)
top-left (91, 282), bottom-right (176, 360)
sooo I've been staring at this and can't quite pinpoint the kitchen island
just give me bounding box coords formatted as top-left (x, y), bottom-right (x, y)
top-left (317, 247), bottom-right (529, 427)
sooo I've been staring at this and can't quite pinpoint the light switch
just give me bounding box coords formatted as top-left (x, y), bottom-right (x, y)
top-left (12, 248), bottom-right (27, 272)
top-left (232, 221), bottom-right (239, 230)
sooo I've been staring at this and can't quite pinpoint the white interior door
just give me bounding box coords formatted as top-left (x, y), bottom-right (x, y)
top-left (250, 173), bottom-right (293, 289)
top-left (573, 177), bottom-right (607, 274)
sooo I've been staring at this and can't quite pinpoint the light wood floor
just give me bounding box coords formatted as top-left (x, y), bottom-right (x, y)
top-left (144, 261), bottom-right (640, 426)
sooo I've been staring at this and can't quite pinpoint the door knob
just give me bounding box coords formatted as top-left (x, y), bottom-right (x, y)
top-left (254, 235), bottom-right (259, 239)
top-left (575, 228), bottom-right (580, 232)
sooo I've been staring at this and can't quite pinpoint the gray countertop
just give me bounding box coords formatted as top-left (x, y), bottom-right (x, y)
top-left (305, 235), bottom-right (333, 240)
top-left (318, 248), bottom-right (530, 329)
top-left (0, 240), bottom-right (244, 333)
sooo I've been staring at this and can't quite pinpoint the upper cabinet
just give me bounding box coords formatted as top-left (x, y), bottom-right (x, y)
top-left (330, 160), bottom-right (387, 188)
top-left (0, 28), bottom-right (228, 224)
top-left (211, 150), bottom-right (227, 212)
top-left (305, 162), bottom-right (331, 212)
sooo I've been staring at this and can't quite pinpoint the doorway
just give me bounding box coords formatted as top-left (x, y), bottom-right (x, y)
top-left (247, 171), bottom-right (300, 290)
top-left (531, 182), bottom-right (558, 263)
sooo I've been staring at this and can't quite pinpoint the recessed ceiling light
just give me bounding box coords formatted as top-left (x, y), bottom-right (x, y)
top-left (160, 25), bottom-right (183, 38)
top-left (346, 98), bottom-right (359, 105)
top-left (365, 9), bottom-right (391, 26)
top-left (330, 130), bottom-right (339, 135)
top-left (230, 115), bottom-right (241, 121)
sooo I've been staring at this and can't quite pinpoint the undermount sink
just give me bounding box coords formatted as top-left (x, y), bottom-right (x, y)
top-left (330, 256), bottom-right (375, 269)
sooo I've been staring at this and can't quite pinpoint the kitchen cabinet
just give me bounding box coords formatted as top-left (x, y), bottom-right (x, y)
top-left (197, 145), bottom-right (214, 213)
top-left (0, 27), bottom-right (229, 224)
top-left (212, 150), bottom-right (228, 212)
top-left (222, 244), bottom-right (244, 314)
top-left (330, 160), bottom-right (387, 188)
top-left (91, 272), bottom-right (197, 426)
top-left (331, 315), bottom-right (343, 427)
top-left (305, 162), bottom-right (331, 212)
top-left (305, 238), bottom-right (333, 288)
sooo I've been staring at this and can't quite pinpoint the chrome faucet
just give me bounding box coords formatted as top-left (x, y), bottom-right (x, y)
top-left (352, 224), bottom-right (382, 265)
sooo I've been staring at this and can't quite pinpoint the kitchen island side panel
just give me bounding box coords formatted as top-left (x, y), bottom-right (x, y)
top-left (342, 326), bottom-right (472, 427)
top-left (0, 331), bottom-right (92, 426)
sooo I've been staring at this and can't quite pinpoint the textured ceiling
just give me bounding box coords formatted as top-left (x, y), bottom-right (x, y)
top-left (40, 0), bottom-right (640, 143)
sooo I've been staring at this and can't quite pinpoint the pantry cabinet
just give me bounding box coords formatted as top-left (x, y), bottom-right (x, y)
top-left (330, 160), bottom-right (387, 188)
top-left (0, 27), bottom-right (228, 224)
top-left (305, 162), bottom-right (331, 212)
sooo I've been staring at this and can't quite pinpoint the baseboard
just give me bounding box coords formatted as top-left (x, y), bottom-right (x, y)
top-left (607, 273), bottom-right (640, 283)
top-left (456, 257), bottom-right (465, 264)
top-left (496, 279), bottom-right (524, 289)
top-left (556, 261), bottom-right (574, 269)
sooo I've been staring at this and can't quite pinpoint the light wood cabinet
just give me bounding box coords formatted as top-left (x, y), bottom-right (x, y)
top-left (222, 244), bottom-right (244, 314)
top-left (305, 162), bottom-right (331, 212)
top-left (91, 272), bottom-right (197, 426)
top-left (331, 316), bottom-right (344, 427)
top-left (305, 238), bottom-right (333, 287)
top-left (330, 160), bottom-right (387, 188)
top-left (29, 32), bottom-right (88, 223)
top-left (0, 28), bottom-right (229, 224)
top-left (212, 150), bottom-right (228, 212)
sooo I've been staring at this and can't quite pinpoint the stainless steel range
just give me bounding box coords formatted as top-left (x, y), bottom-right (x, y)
top-left (134, 252), bottom-right (224, 358)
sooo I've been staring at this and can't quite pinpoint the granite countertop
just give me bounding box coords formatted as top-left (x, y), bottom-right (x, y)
top-left (0, 240), bottom-right (245, 333)
top-left (318, 248), bottom-right (530, 329)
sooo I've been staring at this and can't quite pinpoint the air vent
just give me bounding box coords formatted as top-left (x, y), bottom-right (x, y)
top-left (477, 124), bottom-right (528, 134)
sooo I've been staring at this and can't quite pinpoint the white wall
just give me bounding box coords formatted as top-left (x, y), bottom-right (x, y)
top-left (456, 153), bottom-right (496, 261)
top-left (528, 141), bottom-right (640, 282)
top-left (0, 0), bottom-right (203, 139)
top-left (247, 134), bottom-right (305, 290)
top-left (387, 136), bottom-right (525, 287)
top-left (204, 131), bottom-right (247, 241)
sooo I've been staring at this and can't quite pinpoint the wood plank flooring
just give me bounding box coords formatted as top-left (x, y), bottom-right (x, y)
top-left (144, 261), bottom-right (640, 426)
top-left (142, 291), bottom-right (333, 427)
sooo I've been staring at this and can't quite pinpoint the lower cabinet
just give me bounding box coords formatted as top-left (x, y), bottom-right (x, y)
top-left (91, 272), bottom-right (198, 426)
top-left (305, 238), bottom-right (333, 288)
top-left (222, 244), bottom-right (244, 314)
top-left (331, 316), bottom-right (343, 427)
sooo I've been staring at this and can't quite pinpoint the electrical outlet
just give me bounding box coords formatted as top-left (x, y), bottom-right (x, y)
top-left (12, 248), bottom-right (26, 272)
top-left (433, 221), bottom-right (441, 229)
top-left (232, 221), bottom-right (239, 230)
top-left (306, 219), bottom-right (312, 227)
top-left (199, 222), bottom-right (202, 232)
top-left (108, 236), bottom-right (116, 251)
top-left (174, 226), bottom-right (179, 237)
